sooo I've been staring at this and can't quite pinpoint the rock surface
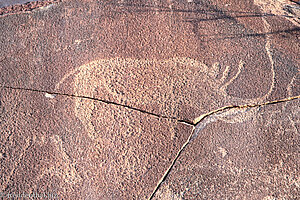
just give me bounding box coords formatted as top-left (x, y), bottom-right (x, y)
top-left (0, 0), bottom-right (299, 199)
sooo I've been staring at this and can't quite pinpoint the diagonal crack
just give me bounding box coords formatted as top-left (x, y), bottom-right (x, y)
top-left (1, 85), bottom-right (299, 199)
top-left (147, 94), bottom-right (300, 200)
top-left (1, 85), bottom-right (195, 126)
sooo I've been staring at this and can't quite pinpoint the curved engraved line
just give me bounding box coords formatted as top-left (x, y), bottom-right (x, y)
top-left (55, 57), bottom-right (207, 91)
top-left (55, 56), bottom-right (276, 126)
top-left (262, 17), bottom-right (275, 100)
top-left (55, 61), bottom-right (96, 90)
top-left (219, 60), bottom-right (244, 94)
top-left (218, 19), bottom-right (276, 105)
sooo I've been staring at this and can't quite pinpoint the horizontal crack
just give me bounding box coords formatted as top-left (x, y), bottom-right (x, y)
top-left (1, 85), bottom-right (195, 126)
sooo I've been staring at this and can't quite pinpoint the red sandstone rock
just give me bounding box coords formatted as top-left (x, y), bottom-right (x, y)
top-left (0, 0), bottom-right (299, 199)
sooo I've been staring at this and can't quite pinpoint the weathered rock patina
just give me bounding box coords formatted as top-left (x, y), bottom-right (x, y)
top-left (0, 0), bottom-right (299, 199)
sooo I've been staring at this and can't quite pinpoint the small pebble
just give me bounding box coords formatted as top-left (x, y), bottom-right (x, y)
top-left (45, 93), bottom-right (56, 99)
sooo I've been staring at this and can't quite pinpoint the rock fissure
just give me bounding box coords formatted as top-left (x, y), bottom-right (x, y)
top-left (2, 85), bottom-right (299, 127)
top-left (2, 85), bottom-right (195, 126)
top-left (148, 94), bottom-right (300, 200)
top-left (2, 85), bottom-right (299, 199)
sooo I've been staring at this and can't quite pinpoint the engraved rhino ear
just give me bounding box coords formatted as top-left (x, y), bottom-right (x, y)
top-left (219, 60), bottom-right (245, 91)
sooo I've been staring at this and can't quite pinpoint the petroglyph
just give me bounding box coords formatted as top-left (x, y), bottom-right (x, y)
top-left (53, 56), bottom-right (287, 199)
top-left (55, 57), bottom-right (274, 139)
top-left (48, 135), bottom-right (82, 184)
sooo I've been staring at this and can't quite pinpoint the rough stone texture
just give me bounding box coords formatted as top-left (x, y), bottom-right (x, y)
top-left (154, 100), bottom-right (300, 199)
top-left (0, 0), bottom-right (61, 15)
top-left (0, 87), bottom-right (193, 199)
top-left (0, 1), bottom-right (38, 8)
top-left (0, 0), bottom-right (299, 122)
top-left (0, 0), bottom-right (299, 199)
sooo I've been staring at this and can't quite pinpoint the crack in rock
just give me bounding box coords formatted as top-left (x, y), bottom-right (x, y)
top-left (1, 85), bottom-right (195, 126)
top-left (148, 95), bottom-right (299, 200)
top-left (1, 85), bottom-right (299, 199)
